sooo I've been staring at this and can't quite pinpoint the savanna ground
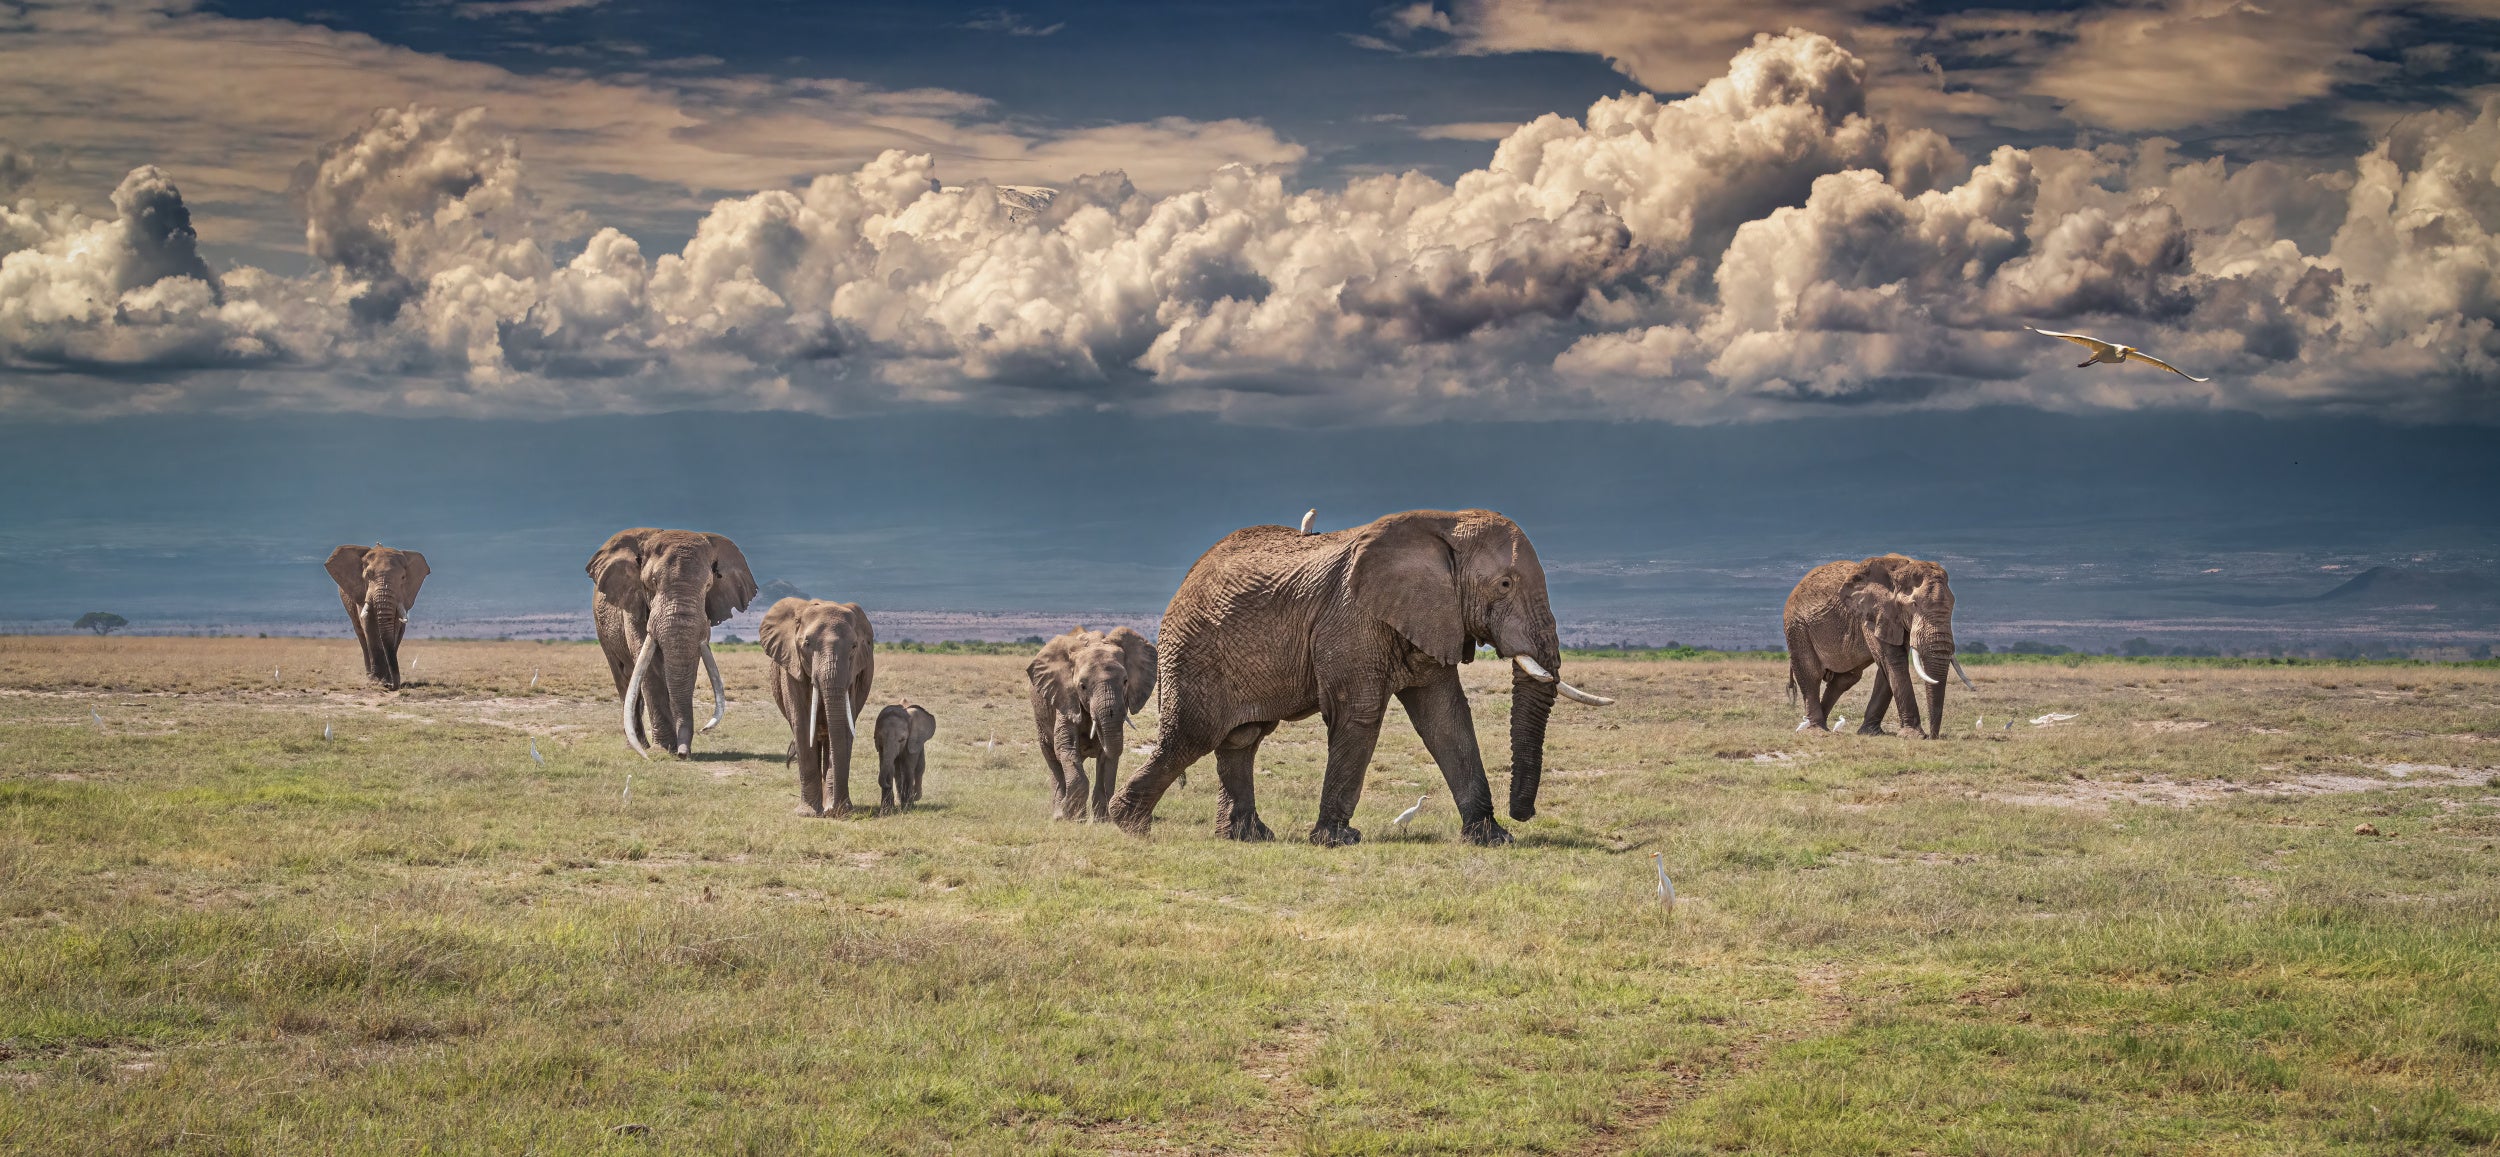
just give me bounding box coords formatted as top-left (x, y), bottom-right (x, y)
top-left (2, 637), bottom-right (2497, 1155)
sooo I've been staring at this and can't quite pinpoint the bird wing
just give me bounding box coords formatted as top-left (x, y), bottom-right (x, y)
top-left (2026, 326), bottom-right (2118, 356)
top-left (2124, 350), bottom-right (2209, 382)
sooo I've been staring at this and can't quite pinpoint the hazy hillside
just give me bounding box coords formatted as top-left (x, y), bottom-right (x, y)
top-left (1, 409), bottom-right (2494, 655)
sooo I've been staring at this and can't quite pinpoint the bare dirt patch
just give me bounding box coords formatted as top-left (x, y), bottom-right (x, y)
top-left (1988, 763), bottom-right (2496, 811)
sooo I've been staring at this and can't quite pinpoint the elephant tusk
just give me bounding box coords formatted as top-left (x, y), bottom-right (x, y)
top-left (842, 688), bottom-right (854, 740)
top-left (1557, 681), bottom-right (1614, 707)
top-left (1906, 647), bottom-right (1941, 685)
top-left (622, 633), bottom-right (657, 760)
top-left (1951, 656), bottom-right (1976, 691)
top-left (1511, 654), bottom-right (1558, 683)
top-left (700, 641), bottom-right (726, 732)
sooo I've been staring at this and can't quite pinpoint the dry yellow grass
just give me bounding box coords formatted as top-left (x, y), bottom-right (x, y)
top-left (2, 637), bottom-right (2496, 1153)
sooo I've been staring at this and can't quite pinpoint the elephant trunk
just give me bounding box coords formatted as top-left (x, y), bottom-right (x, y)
top-left (364, 591), bottom-right (405, 688)
top-left (652, 604), bottom-right (706, 757)
top-left (1916, 624), bottom-right (1955, 740)
top-left (1508, 669), bottom-right (1557, 822)
top-left (815, 651), bottom-right (856, 807)
top-left (1091, 686), bottom-right (1125, 813)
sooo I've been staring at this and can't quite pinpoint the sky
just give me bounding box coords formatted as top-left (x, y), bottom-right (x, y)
top-left (1, 1), bottom-right (2497, 646)
top-left (1, 0), bottom-right (2495, 423)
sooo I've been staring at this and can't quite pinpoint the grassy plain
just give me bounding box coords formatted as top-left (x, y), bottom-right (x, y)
top-left (1, 636), bottom-right (2497, 1154)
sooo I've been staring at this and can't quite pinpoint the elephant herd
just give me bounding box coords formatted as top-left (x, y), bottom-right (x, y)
top-left (325, 511), bottom-right (1967, 847)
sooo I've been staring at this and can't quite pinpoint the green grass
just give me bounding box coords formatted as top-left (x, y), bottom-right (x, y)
top-left (1, 637), bottom-right (2496, 1153)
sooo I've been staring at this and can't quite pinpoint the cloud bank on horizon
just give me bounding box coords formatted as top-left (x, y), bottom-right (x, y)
top-left (1, 5), bottom-right (2496, 424)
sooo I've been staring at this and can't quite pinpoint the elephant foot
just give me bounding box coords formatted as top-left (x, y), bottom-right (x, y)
top-left (875, 803), bottom-right (897, 817)
top-left (1221, 812), bottom-right (1275, 842)
top-left (825, 802), bottom-right (853, 819)
top-left (1307, 823), bottom-right (1361, 848)
top-left (1461, 818), bottom-right (1513, 847)
top-left (1856, 720), bottom-right (1888, 736)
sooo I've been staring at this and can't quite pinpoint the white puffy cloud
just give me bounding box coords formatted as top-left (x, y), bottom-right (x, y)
top-left (0, 31), bottom-right (2494, 424)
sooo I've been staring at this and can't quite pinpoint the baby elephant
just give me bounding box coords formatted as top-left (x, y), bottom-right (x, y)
top-left (872, 702), bottom-right (937, 813)
top-left (1027, 626), bottom-right (1156, 820)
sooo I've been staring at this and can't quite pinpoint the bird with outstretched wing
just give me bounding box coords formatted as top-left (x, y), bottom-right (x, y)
top-left (2025, 326), bottom-right (2209, 382)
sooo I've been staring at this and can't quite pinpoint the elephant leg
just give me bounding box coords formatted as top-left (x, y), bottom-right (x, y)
top-left (1818, 668), bottom-right (1863, 727)
top-left (1785, 625), bottom-right (1823, 726)
top-left (1860, 667), bottom-right (1894, 734)
top-left (877, 744), bottom-right (900, 816)
top-left (905, 751), bottom-right (925, 807)
top-left (1212, 724), bottom-right (1275, 841)
top-left (1396, 668), bottom-right (1508, 846)
top-left (1310, 689), bottom-right (1388, 847)
top-left (1037, 739), bottom-right (1073, 820)
top-left (1107, 720), bottom-right (1222, 835)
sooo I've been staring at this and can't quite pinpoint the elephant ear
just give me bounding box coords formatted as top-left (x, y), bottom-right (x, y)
top-left (1107, 627), bottom-right (1157, 714)
top-left (1027, 634), bottom-right (1077, 708)
top-left (912, 706), bottom-right (937, 743)
top-left (704, 534), bottom-right (758, 625)
top-left (1348, 517), bottom-right (1465, 666)
top-left (587, 533), bottom-right (650, 617)
top-left (1845, 565), bottom-right (1912, 646)
top-left (394, 551), bottom-right (430, 611)
top-left (759, 598), bottom-right (804, 673)
top-left (325, 546), bottom-right (371, 602)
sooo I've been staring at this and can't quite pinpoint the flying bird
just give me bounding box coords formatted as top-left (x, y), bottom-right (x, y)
top-left (1300, 508), bottom-right (1317, 535)
top-left (2026, 327), bottom-right (2208, 381)
top-left (1652, 852), bottom-right (1676, 910)
top-left (1391, 793), bottom-right (1427, 835)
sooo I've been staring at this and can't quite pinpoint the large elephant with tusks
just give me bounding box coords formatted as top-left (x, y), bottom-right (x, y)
top-left (588, 528), bottom-right (758, 758)
top-left (1106, 509), bottom-right (1613, 847)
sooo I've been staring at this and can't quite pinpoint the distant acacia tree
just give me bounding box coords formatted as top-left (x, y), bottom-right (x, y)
top-left (73, 612), bottom-right (129, 636)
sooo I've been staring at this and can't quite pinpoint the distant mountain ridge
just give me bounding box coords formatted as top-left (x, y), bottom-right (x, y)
top-left (2200, 566), bottom-right (2499, 609)
top-left (2316, 566), bottom-right (2498, 607)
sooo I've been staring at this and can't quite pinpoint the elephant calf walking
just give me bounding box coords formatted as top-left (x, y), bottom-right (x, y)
top-left (1784, 554), bottom-right (1971, 738)
top-left (873, 703), bottom-right (937, 813)
top-left (1027, 627), bottom-right (1156, 820)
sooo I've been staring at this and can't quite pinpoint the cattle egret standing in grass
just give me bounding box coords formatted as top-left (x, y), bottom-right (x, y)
top-left (1831, 714), bottom-right (1846, 731)
top-left (1300, 508), bottom-right (1317, 535)
top-left (93, 710), bottom-right (103, 728)
top-left (531, 668), bottom-right (539, 689)
top-left (2026, 327), bottom-right (2209, 381)
top-left (1391, 793), bottom-right (1427, 835)
top-left (530, 738), bottom-right (544, 766)
top-left (323, 722), bottom-right (332, 741)
top-left (1653, 852), bottom-right (1676, 911)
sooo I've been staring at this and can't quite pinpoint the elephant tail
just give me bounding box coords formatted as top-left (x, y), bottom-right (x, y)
top-left (1786, 669), bottom-right (1799, 707)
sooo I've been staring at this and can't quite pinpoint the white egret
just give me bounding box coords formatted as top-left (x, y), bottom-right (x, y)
top-left (1652, 852), bottom-right (1676, 911)
top-left (1391, 794), bottom-right (1428, 836)
top-left (1300, 508), bottom-right (1317, 534)
top-left (323, 722), bottom-right (332, 741)
top-left (2025, 327), bottom-right (2208, 381)
top-left (530, 738), bottom-right (545, 765)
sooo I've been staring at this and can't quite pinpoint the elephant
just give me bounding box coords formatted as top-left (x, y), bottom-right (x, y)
top-left (873, 702), bottom-right (938, 813)
top-left (760, 598), bottom-right (875, 815)
top-left (325, 544), bottom-right (428, 691)
top-left (1026, 626), bottom-right (1156, 821)
top-left (587, 528), bottom-right (757, 759)
top-left (1784, 554), bottom-right (1972, 738)
top-left (1105, 509), bottom-right (1612, 848)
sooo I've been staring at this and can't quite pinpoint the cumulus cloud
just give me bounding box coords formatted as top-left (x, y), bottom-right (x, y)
top-left (0, 0), bottom-right (1301, 264)
top-left (0, 31), bottom-right (2494, 424)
